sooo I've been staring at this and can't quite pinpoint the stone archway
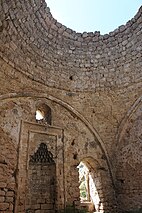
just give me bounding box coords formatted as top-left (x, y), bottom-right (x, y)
top-left (0, 92), bottom-right (117, 213)
top-left (79, 157), bottom-right (104, 212)
top-left (0, 92), bottom-right (114, 185)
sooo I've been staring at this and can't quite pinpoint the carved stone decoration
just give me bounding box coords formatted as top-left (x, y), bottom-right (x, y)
top-left (29, 143), bottom-right (54, 164)
top-left (26, 142), bottom-right (56, 212)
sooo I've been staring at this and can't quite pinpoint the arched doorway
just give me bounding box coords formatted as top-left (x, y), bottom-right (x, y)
top-left (78, 158), bottom-right (104, 212)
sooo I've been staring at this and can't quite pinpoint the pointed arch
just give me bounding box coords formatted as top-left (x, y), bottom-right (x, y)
top-left (0, 92), bottom-right (115, 187)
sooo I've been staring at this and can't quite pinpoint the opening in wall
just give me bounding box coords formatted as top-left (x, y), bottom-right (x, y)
top-left (35, 103), bottom-right (52, 125)
top-left (78, 161), bottom-right (103, 212)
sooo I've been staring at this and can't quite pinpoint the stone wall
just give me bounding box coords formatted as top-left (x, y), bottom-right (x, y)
top-left (0, 0), bottom-right (142, 212)
top-left (116, 100), bottom-right (142, 212)
top-left (0, 1), bottom-right (142, 91)
top-left (0, 128), bottom-right (16, 212)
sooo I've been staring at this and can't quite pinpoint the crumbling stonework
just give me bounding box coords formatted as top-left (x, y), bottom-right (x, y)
top-left (116, 100), bottom-right (142, 211)
top-left (0, 0), bottom-right (142, 212)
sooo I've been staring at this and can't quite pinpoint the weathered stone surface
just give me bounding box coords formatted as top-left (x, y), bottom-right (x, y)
top-left (0, 1), bottom-right (142, 213)
top-left (0, 203), bottom-right (9, 210)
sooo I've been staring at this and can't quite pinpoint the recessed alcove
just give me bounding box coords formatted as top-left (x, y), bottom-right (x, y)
top-left (26, 143), bottom-right (56, 212)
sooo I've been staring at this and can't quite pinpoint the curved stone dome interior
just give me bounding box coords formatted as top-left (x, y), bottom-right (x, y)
top-left (0, 0), bottom-right (141, 91)
top-left (0, 1), bottom-right (142, 213)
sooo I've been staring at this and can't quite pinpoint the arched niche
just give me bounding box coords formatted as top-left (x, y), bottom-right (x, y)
top-left (36, 103), bottom-right (52, 125)
top-left (26, 143), bottom-right (56, 212)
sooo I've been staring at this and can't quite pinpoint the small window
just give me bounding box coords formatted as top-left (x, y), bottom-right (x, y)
top-left (35, 104), bottom-right (52, 125)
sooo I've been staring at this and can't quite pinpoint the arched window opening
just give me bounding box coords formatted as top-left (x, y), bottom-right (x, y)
top-left (35, 104), bottom-right (52, 125)
top-left (78, 161), bottom-right (103, 212)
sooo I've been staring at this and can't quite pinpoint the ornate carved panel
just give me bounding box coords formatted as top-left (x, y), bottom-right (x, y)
top-left (29, 143), bottom-right (54, 164)
top-left (15, 121), bottom-right (64, 213)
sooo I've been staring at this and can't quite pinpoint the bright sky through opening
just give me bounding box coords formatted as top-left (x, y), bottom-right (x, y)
top-left (45, 0), bottom-right (142, 34)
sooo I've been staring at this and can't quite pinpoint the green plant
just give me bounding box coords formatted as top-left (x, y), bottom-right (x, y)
top-left (79, 180), bottom-right (87, 199)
